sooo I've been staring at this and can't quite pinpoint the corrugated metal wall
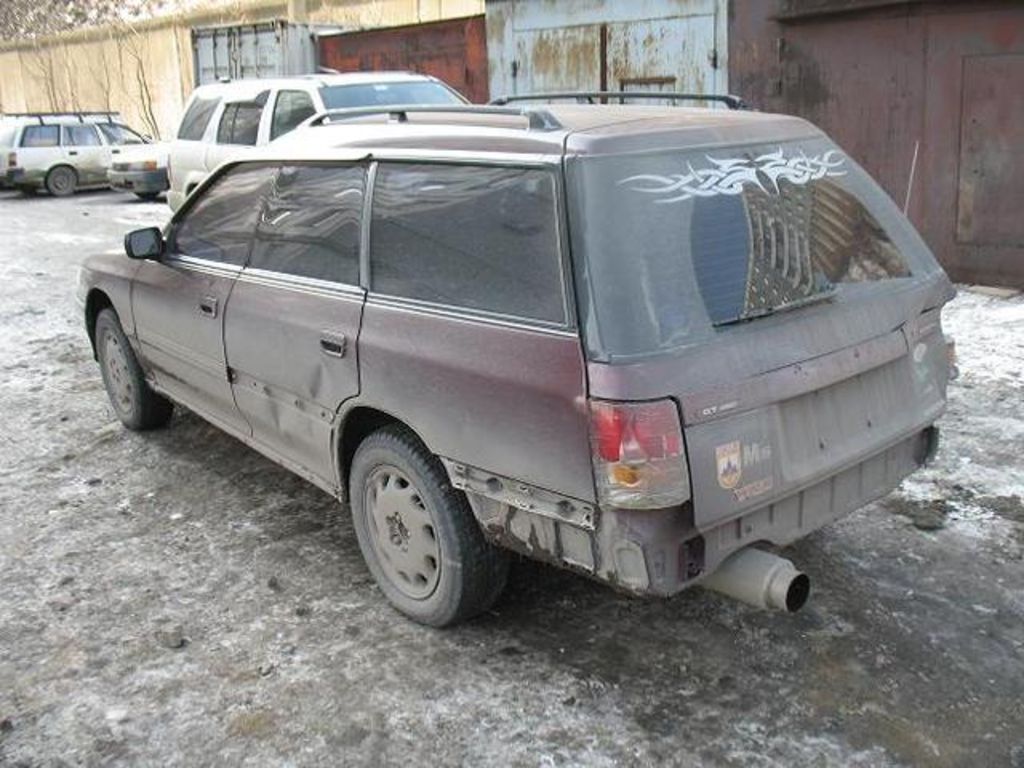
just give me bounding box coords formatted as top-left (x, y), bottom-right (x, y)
top-left (730, 0), bottom-right (1024, 288)
top-left (486, 0), bottom-right (729, 102)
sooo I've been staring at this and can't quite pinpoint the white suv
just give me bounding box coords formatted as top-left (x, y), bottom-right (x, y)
top-left (167, 72), bottom-right (466, 210)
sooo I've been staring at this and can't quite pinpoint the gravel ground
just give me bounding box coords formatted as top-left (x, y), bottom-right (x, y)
top-left (0, 190), bottom-right (1022, 768)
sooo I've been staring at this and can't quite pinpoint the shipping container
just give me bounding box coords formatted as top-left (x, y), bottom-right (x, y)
top-left (192, 21), bottom-right (318, 86)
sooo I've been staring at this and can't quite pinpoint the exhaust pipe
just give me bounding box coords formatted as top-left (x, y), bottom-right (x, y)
top-left (703, 547), bottom-right (810, 612)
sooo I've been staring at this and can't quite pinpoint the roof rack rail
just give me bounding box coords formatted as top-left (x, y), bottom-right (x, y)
top-left (2, 110), bottom-right (121, 124)
top-left (309, 104), bottom-right (563, 131)
top-left (490, 91), bottom-right (750, 110)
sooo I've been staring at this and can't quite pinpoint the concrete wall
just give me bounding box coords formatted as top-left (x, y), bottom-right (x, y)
top-left (0, 0), bottom-right (483, 139)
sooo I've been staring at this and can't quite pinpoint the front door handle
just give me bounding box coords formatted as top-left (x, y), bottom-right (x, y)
top-left (68, 150), bottom-right (78, 156)
top-left (198, 296), bottom-right (218, 318)
top-left (319, 332), bottom-right (346, 358)
top-left (111, 148), bottom-right (121, 154)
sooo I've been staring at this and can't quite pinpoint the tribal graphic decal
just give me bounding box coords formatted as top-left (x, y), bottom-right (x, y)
top-left (618, 148), bottom-right (847, 203)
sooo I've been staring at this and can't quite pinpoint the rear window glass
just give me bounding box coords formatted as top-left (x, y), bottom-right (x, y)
top-left (178, 96), bottom-right (220, 140)
top-left (319, 81), bottom-right (463, 110)
top-left (172, 165), bottom-right (276, 265)
top-left (250, 164), bottom-right (364, 284)
top-left (217, 103), bottom-right (263, 146)
top-left (568, 138), bottom-right (938, 360)
top-left (20, 125), bottom-right (59, 147)
top-left (370, 163), bottom-right (565, 324)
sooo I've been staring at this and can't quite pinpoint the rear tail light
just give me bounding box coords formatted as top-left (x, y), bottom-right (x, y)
top-left (7, 152), bottom-right (15, 168)
top-left (588, 398), bottom-right (691, 509)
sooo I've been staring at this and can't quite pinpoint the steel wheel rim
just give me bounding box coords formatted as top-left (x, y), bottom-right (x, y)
top-left (364, 464), bottom-right (441, 600)
top-left (102, 332), bottom-right (134, 417)
top-left (51, 169), bottom-right (73, 194)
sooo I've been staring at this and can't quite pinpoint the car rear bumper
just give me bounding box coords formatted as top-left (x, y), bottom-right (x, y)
top-left (108, 168), bottom-right (169, 194)
top-left (458, 426), bottom-right (938, 597)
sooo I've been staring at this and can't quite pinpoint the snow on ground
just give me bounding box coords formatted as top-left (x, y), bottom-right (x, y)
top-left (0, 191), bottom-right (1022, 768)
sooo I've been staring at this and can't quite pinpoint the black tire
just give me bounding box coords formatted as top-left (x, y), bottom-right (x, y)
top-left (95, 308), bottom-right (173, 430)
top-left (135, 191), bottom-right (161, 201)
top-left (45, 165), bottom-right (77, 197)
top-left (349, 426), bottom-right (509, 627)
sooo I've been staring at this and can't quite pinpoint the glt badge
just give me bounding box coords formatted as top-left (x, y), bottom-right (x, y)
top-left (715, 441), bottom-right (742, 489)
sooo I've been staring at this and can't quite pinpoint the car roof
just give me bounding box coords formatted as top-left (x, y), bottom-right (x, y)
top-left (191, 71), bottom-right (443, 99)
top-left (256, 104), bottom-right (823, 162)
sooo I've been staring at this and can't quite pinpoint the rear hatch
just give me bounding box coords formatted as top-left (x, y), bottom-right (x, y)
top-left (568, 130), bottom-right (953, 527)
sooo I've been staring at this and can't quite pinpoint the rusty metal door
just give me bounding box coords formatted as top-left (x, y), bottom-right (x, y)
top-left (512, 15), bottom-right (719, 98)
top-left (317, 16), bottom-right (489, 103)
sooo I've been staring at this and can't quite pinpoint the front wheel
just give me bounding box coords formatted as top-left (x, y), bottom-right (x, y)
top-left (135, 191), bottom-right (161, 201)
top-left (349, 426), bottom-right (509, 627)
top-left (95, 308), bottom-right (173, 430)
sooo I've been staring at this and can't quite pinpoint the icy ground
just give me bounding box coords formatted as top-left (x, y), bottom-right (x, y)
top-left (0, 190), bottom-right (1021, 767)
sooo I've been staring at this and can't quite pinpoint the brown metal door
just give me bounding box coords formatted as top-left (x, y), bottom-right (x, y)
top-left (317, 16), bottom-right (489, 103)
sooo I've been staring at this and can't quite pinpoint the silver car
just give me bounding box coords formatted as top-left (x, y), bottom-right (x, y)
top-left (78, 99), bottom-right (955, 627)
top-left (3, 113), bottom-right (153, 196)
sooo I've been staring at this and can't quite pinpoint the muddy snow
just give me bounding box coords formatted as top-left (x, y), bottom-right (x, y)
top-left (0, 190), bottom-right (1022, 767)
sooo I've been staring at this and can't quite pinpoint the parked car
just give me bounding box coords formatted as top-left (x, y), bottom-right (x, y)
top-left (3, 113), bottom-right (155, 196)
top-left (166, 72), bottom-right (466, 211)
top-left (79, 100), bottom-right (955, 627)
top-left (108, 136), bottom-right (170, 200)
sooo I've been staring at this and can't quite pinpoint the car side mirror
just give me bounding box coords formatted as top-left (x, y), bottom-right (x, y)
top-left (124, 227), bottom-right (164, 260)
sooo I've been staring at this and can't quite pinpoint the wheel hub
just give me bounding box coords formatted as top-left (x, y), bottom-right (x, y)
top-left (103, 334), bottom-right (134, 415)
top-left (365, 466), bottom-right (441, 600)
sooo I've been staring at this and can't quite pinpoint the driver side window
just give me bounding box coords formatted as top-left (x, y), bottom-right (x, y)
top-left (171, 164), bottom-right (277, 265)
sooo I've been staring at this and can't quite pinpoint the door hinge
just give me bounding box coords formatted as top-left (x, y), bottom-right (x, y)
top-left (226, 367), bottom-right (236, 383)
top-left (709, 48), bottom-right (719, 70)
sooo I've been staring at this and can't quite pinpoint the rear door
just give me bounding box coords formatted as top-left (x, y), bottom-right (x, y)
top-left (571, 136), bottom-right (953, 527)
top-left (132, 164), bottom-right (276, 435)
top-left (204, 93), bottom-right (268, 172)
top-left (223, 162), bottom-right (367, 486)
top-left (61, 125), bottom-right (107, 184)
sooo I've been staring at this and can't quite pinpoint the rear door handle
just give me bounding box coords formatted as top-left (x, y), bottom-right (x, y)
top-left (198, 296), bottom-right (218, 318)
top-left (111, 149), bottom-right (121, 154)
top-left (68, 150), bottom-right (78, 156)
top-left (319, 332), bottom-right (346, 358)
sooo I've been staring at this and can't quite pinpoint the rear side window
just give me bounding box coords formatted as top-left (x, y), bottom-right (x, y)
top-left (370, 164), bottom-right (565, 324)
top-left (20, 125), bottom-right (59, 147)
top-left (178, 96), bottom-right (220, 140)
top-left (270, 90), bottom-right (316, 141)
top-left (249, 164), bottom-right (364, 284)
top-left (171, 165), bottom-right (276, 265)
top-left (62, 125), bottom-right (101, 147)
top-left (217, 103), bottom-right (263, 146)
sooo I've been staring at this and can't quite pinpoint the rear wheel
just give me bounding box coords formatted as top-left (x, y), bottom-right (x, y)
top-left (45, 165), bottom-right (77, 197)
top-left (95, 308), bottom-right (173, 430)
top-left (349, 426), bottom-right (509, 627)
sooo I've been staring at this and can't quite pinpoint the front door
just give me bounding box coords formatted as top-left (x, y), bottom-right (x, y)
top-left (132, 163), bottom-right (277, 434)
top-left (223, 163), bottom-right (367, 486)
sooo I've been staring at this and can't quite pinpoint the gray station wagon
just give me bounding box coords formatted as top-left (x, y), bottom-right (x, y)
top-left (78, 100), bottom-right (955, 626)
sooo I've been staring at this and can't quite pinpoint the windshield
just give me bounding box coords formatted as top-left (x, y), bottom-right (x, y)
top-left (319, 81), bottom-right (463, 110)
top-left (568, 137), bottom-right (940, 361)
